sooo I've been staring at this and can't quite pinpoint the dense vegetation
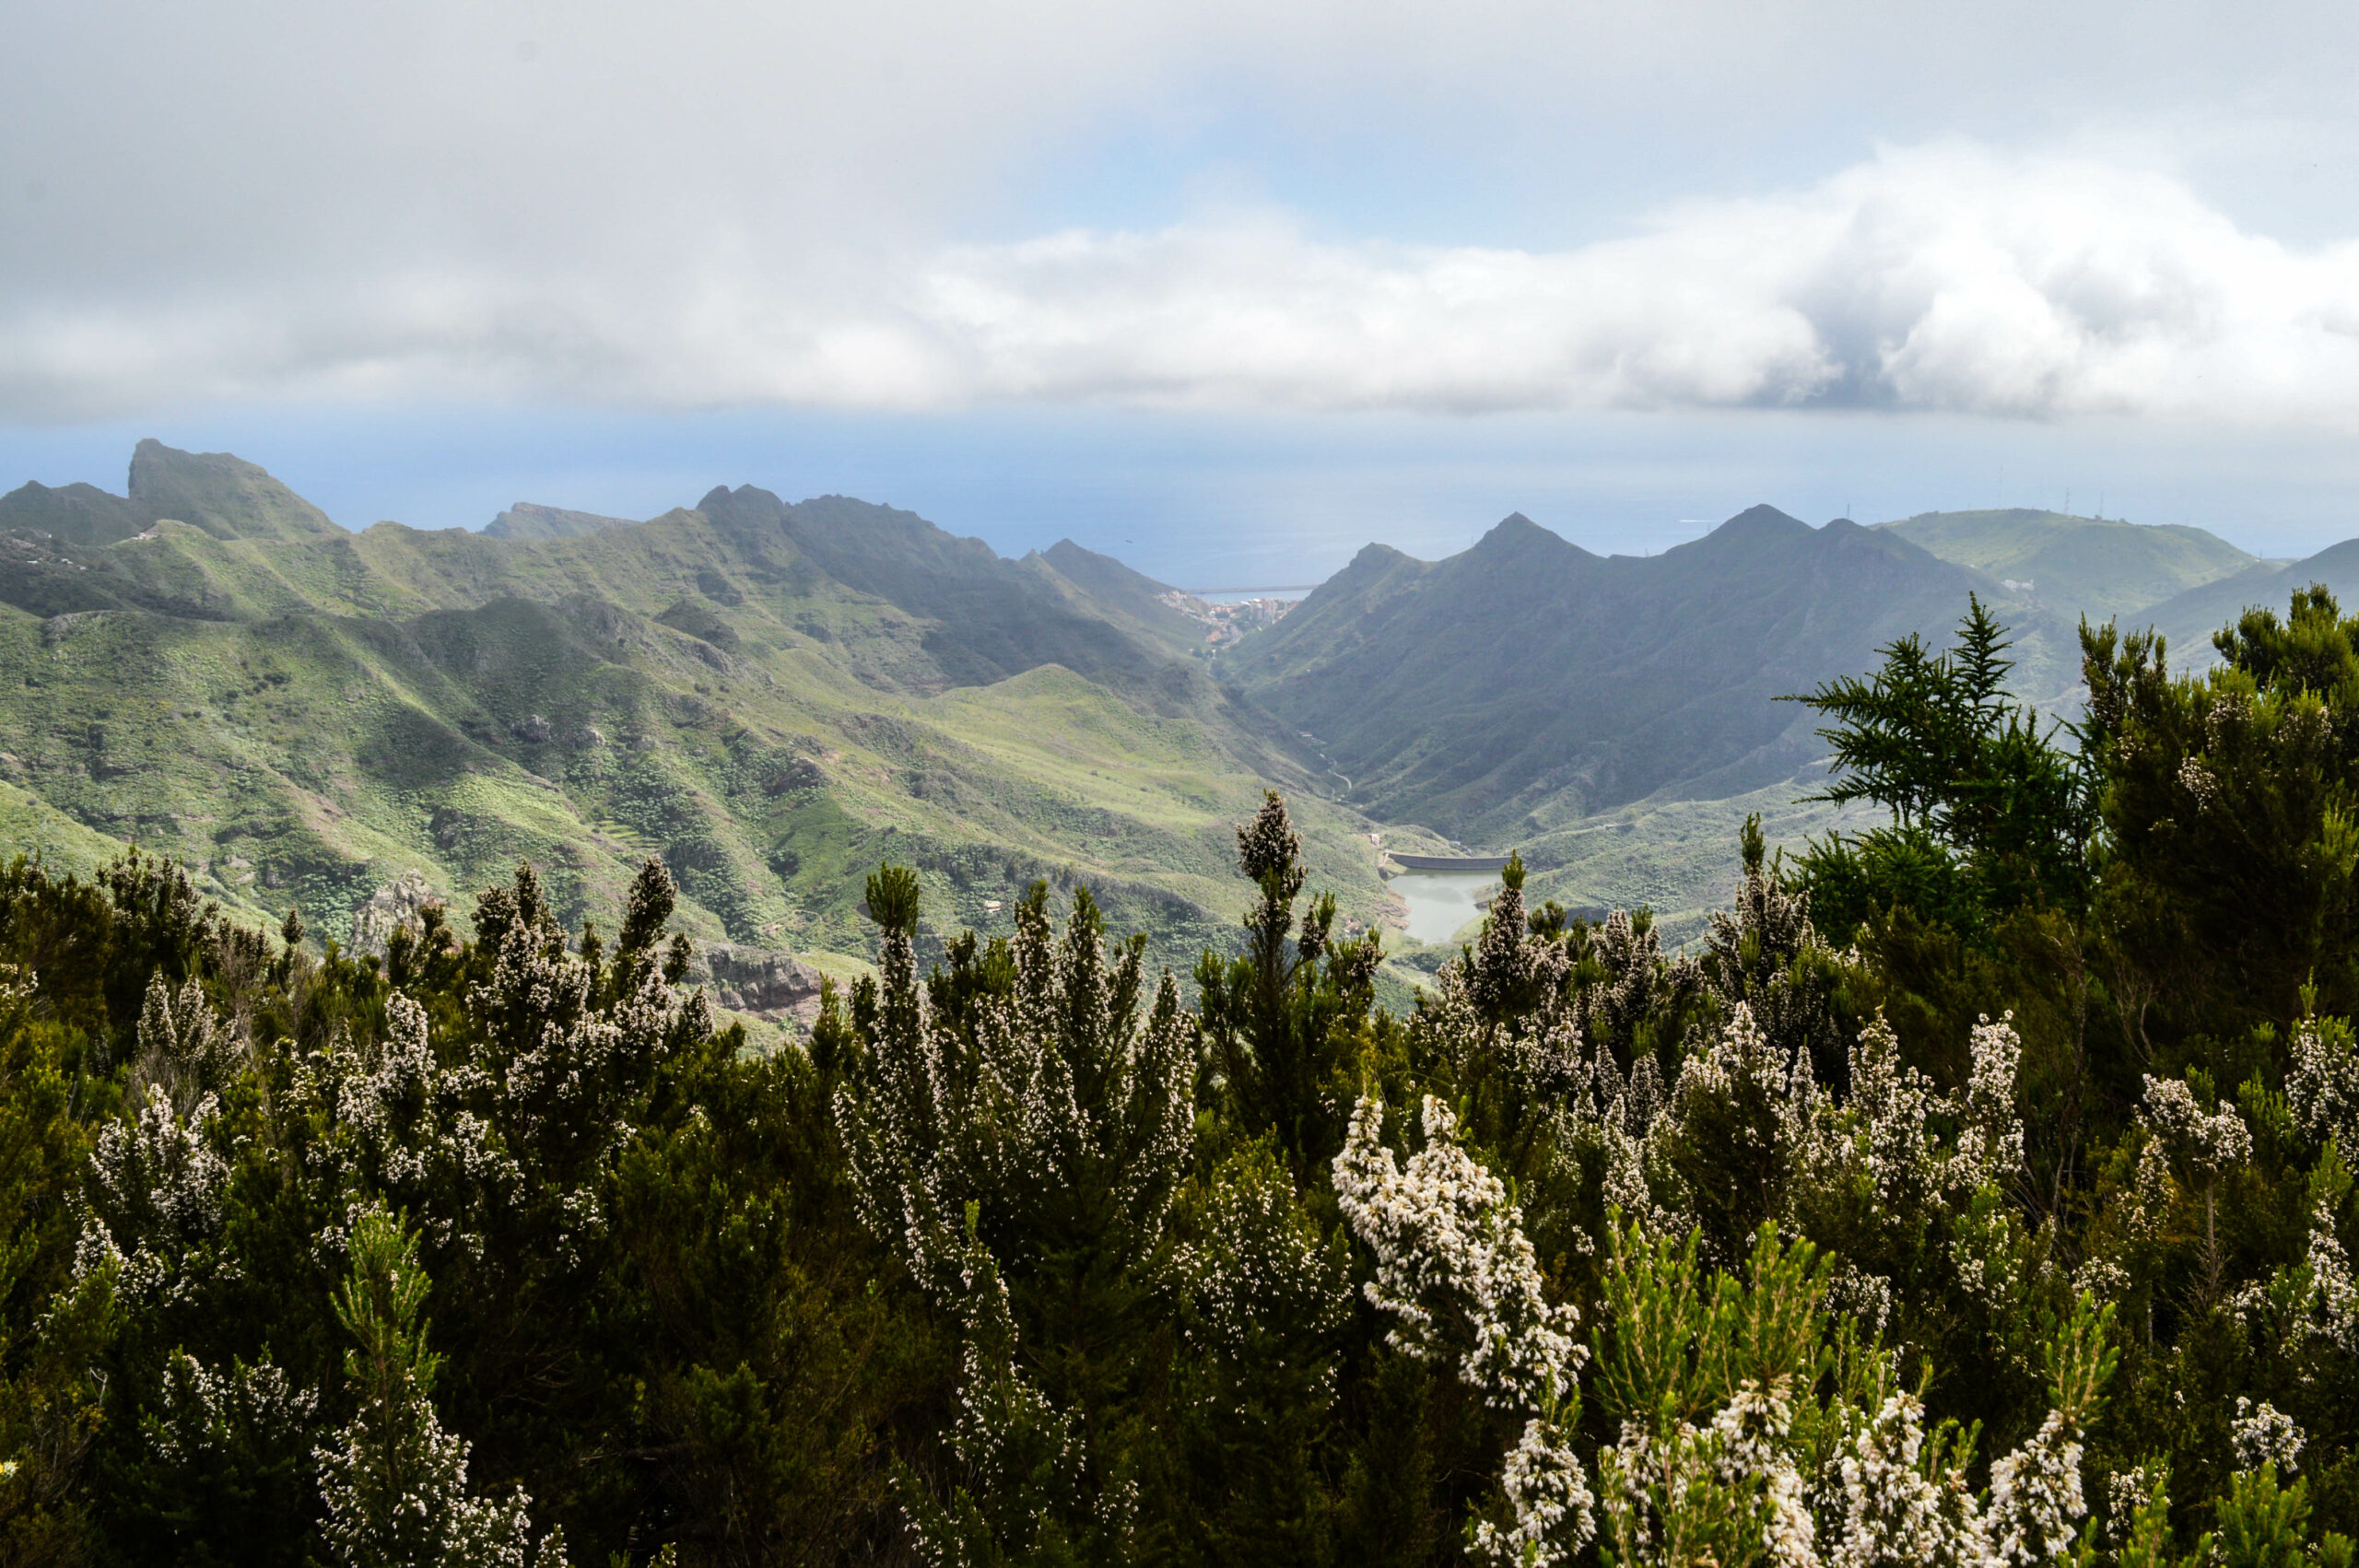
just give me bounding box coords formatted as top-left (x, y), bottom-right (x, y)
top-left (5, 581), bottom-right (2359, 1566)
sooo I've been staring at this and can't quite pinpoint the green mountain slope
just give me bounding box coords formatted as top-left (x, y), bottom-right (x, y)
top-left (1879, 508), bottom-right (2258, 622)
top-left (1031, 538), bottom-right (1208, 661)
top-left (1224, 507), bottom-right (2077, 844)
top-left (0, 444), bottom-right (1388, 991)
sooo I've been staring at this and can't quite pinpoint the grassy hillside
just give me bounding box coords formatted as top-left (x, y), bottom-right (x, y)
top-left (1880, 508), bottom-right (2258, 623)
top-left (0, 444), bottom-right (1392, 995)
top-left (1223, 507), bottom-right (2078, 844)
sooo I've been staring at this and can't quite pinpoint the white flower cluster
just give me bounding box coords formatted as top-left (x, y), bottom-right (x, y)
top-left (1334, 1094), bottom-right (1584, 1410)
top-left (1574, 908), bottom-right (1704, 1053)
top-left (1335, 1093), bottom-right (1595, 1562)
top-left (839, 895), bottom-right (1193, 1313)
top-left (838, 891), bottom-right (1194, 1563)
top-left (1822, 1390), bottom-right (1981, 1568)
top-left (2177, 755), bottom-right (2220, 811)
top-left (1954, 1015), bottom-right (2027, 1191)
top-left (1631, 1003), bottom-right (2026, 1257)
top-left (1464, 873), bottom-right (1539, 1012)
top-left (306, 991), bottom-right (520, 1230)
top-left (1600, 1381), bottom-right (1817, 1568)
top-left (1171, 1151), bottom-right (1348, 1369)
top-left (292, 911), bottom-right (705, 1259)
top-left (1671, 1001), bottom-right (1821, 1164)
top-left (1607, 1378), bottom-right (2092, 1568)
top-left (315, 1392), bottom-right (553, 1568)
top-left (2138, 1075), bottom-right (2254, 1178)
top-left (1984, 1410), bottom-right (2088, 1567)
top-left (2296, 1199), bottom-right (2359, 1353)
top-left (2231, 1398), bottom-right (2305, 1474)
top-left (78, 1086), bottom-right (232, 1309)
top-left (1825, 1264), bottom-right (1898, 1343)
top-left (1719, 1382), bottom-right (1821, 1568)
top-left (1949, 1186), bottom-right (2028, 1317)
top-left (147, 1349), bottom-right (317, 1468)
top-left (1844, 1017), bottom-right (1939, 1207)
top-left (1473, 1416), bottom-right (1598, 1568)
top-left (469, 905), bottom-right (707, 1159)
top-left (1701, 854), bottom-right (1846, 1079)
top-left (2289, 1015), bottom-right (2359, 1151)
top-left (2107, 1466), bottom-right (2154, 1541)
top-left (131, 970), bottom-right (241, 1112)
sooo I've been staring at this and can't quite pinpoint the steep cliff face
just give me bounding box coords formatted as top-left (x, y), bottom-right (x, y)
top-left (697, 944), bottom-right (827, 1023)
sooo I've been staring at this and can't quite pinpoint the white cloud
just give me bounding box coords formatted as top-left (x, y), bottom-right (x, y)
top-left (8, 143), bottom-right (2358, 425)
top-left (8, 0), bottom-right (2359, 425)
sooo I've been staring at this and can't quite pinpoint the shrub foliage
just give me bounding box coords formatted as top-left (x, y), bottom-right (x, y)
top-left (3, 590), bottom-right (2359, 1564)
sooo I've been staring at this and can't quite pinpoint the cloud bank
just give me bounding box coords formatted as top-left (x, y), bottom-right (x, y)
top-left (9, 144), bottom-right (2356, 425)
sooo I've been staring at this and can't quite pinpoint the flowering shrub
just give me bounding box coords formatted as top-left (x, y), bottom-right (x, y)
top-left (12, 580), bottom-right (2359, 1568)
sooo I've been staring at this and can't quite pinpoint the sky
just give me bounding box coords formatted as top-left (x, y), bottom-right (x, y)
top-left (5, 0), bottom-right (2357, 583)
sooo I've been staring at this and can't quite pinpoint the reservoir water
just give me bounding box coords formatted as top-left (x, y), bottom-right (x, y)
top-left (1391, 872), bottom-right (1500, 944)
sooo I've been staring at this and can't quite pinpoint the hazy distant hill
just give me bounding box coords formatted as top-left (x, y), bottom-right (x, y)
top-left (0, 444), bottom-right (1388, 1001)
top-left (0, 479), bottom-right (160, 547)
top-left (484, 501), bottom-right (638, 541)
top-left (1880, 508), bottom-right (2258, 622)
top-left (2136, 538), bottom-right (2359, 664)
top-left (1225, 507), bottom-right (2076, 843)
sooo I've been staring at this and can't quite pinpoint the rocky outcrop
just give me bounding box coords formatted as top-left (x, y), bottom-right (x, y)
top-left (763, 756), bottom-right (823, 795)
top-left (351, 870), bottom-right (443, 959)
top-left (694, 943), bottom-right (825, 1023)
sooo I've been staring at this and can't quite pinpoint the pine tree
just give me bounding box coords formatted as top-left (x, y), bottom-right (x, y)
top-left (1789, 596), bottom-right (2094, 940)
top-left (314, 1207), bottom-right (558, 1568)
top-left (1195, 791), bottom-right (1383, 1176)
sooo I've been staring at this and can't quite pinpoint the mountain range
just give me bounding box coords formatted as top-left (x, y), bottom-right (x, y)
top-left (1226, 501), bottom-right (2330, 838)
top-left (1223, 507), bottom-right (2071, 842)
top-left (0, 442), bottom-right (1406, 1028)
top-left (0, 443), bottom-right (2341, 990)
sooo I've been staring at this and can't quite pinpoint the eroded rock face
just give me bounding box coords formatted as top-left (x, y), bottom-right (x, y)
top-left (695, 943), bottom-right (824, 1022)
top-left (351, 870), bottom-right (443, 959)
top-left (763, 756), bottom-right (823, 795)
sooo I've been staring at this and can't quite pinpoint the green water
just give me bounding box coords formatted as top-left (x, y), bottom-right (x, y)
top-left (1391, 872), bottom-right (1498, 944)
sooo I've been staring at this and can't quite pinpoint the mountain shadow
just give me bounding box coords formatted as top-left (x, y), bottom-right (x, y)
top-left (1224, 507), bottom-right (2079, 841)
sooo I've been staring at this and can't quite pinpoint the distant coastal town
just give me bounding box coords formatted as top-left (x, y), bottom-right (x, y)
top-left (1158, 589), bottom-right (1297, 648)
